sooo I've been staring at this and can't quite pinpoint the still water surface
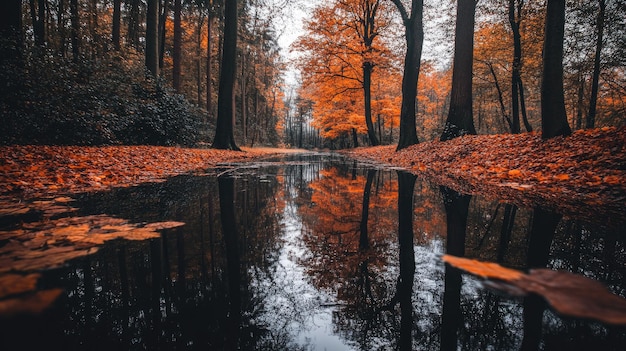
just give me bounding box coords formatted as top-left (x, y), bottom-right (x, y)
top-left (2, 153), bottom-right (625, 350)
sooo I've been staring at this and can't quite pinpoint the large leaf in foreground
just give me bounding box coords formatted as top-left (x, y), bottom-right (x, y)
top-left (443, 254), bottom-right (626, 325)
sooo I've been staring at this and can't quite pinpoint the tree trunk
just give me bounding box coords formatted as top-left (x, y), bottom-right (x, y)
top-left (70, 0), bottom-right (80, 62)
top-left (540, 0), bottom-right (571, 139)
top-left (509, 0), bottom-right (523, 134)
top-left (173, 0), bottom-right (182, 92)
top-left (146, 0), bottom-right (160, 77)
top-left (363, 62), bottom-right (380, 146)
top-left (212, 0), bottom-right (240, 150)
top-left (159, 0), bottom-right (170, 70)
top-left (441, 0), bottom-right (477, 141)
top-left (128, 0), bottom-right (140, 48)
top-left (112, 0), bottom-right (121, 50)
top-left (392, 0), bottom-right (423, 150)
top-left (207, 3), bottom-right (214, 117)
top-left (586, 0), bottom-right (605, 129)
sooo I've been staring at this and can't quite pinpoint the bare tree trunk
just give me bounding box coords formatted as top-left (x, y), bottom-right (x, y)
top-left (172, 0), bottom-right (182, 91)
top-left (541, 0), bottom-right (571, 139)
top-left (113, 0), bottom-right (121, 50)
top-left (391, 0), bottom-right (423, 150)
top-left (586, 0), bottom-right (605, 129)
top-left (158, 0), bottom-right (170, 70)
top-left (207, 3), bottom-right (214, 117)
top-left (441, 0), bottom-right (477, 141)
top-left (70, 0), bottom-right (80, 62)
top-left (212, 0), bottom-right (240, 150)
top-left (146, 0), bottom-right (160, 77)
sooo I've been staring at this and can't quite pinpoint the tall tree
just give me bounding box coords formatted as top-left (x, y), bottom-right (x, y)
top-left (441, 0), bottom-right (477, 141)
top-left (340, 0), bottom-right (384, 146)
top-left (70, 0), bottom-right (80, 62)
top-left (391, 0), bottom-right (423, 150)
top-left (146, 0), bottom-right (160, 76)
top-left (586, 0), bottom-right (606, 129)
top-left (212, 0), bottom-right (241, 150)
top-left (173, 0), bottom-right (182, 92)
top-left (0, 0), bottom-right (23, 64)
top-left (540, 0), bottom-right (571, 138)
top-left (112, 0), bottom-right (122, 50)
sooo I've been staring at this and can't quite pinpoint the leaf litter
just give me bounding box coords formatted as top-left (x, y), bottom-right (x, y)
top-left (344, 127), bottom-right (626, 228)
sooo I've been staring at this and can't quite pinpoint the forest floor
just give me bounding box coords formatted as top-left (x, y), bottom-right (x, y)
top-left (342, 127), bottom-right (626, 228)
top-left (0, 127), bottom-right (624, 227)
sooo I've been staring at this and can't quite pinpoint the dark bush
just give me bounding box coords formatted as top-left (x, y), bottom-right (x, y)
top-left (0, 49), bottom-right (206, 146)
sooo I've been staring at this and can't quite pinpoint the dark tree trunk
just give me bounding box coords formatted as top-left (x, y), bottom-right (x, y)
top-left (207, 3), bottom-right (214, 117)
top-left (0, 0), bottom-right (23, 65)
top-left (128, 0), bottom-right (140, 48)
top-left (173, 0), bottom-right (182, 92)
top-left (212, 0), bottom-right (240, 150)
top-left (391, 0), bottom-right (423, 150)
top-left (29, 0), bottom-right (46, 47)
top-left (586, 0), bottom-right (605, 129)
top-left (441, 0), bottom-right (477, 141)
top-left (70, 0), bottom-right (80, 62)
top-left (540, 0), bottom-right (571, 139)
top-left (158, 0), bottom-right (169, 70)
top-left (363, 61), bottom-right (380, 146)
top-left (112, 0), bottom-right (121, 50)
top-left (509, 0), bottom-right (523, 134)
top-left (361, 1), bottom-right (380, 146)
top-left (146, 0), bottom-right (160, 77)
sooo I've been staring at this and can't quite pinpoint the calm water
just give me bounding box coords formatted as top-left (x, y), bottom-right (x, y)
top-left (1, 153), bottom-right (625, 350)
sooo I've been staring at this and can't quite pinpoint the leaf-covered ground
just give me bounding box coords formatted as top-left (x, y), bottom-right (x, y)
top-left (0, 145), bottom-right (292, 199)
top-left (343, 127), bottom-right (626, 228)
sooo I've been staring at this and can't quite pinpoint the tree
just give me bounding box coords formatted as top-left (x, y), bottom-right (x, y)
top-left (212, 0), bottom-right (241, 150)
top-left (146, 0), bottom-right (160, 77)
top-left (173, 0), bottom-right (182, 92)
top-left (586, 0), bottom-right (606, 129)
top-left (540, 0), bottom-right (571, 139)
top-left (70, 0), bottom-right (80, 62)
top-left (391, 0), bottom-right (424, 150)
top-left (295, 0), bottom-right (394, 147)
top-left (112, 0), bottom-right (122, 50)
top-left (339, 0), bottom-right (386, 146)
top-left (441, 0), bottom-right (477, 141)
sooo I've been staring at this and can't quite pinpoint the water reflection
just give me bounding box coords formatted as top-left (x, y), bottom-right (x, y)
top-left (0, 154), bottom-right (624, 350)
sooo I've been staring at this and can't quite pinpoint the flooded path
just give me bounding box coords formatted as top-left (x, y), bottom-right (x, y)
top-left (1, 153), bottom-right (624, 350)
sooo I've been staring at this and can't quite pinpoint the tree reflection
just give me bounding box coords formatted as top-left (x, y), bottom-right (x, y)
top-left (218, 175), bottom-right (242, 349)
top-left (396, 172), bottom-right (417, 350)
top-left (521, 207), bottom-right (561, 351)
top-left (440, 186), bottom-right (472, 351)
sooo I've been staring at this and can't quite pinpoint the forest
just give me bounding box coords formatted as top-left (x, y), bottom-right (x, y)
top-left (1, 1), bottom-right (626, 349)
top-left (0, 0), bottom-right (624, 149)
